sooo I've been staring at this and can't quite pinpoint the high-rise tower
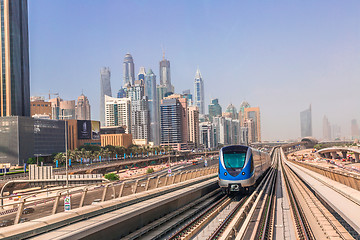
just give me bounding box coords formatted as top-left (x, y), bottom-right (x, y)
top-left (75, 93), bottom-right (91, 120)
top-left (138, 67), bottom-right (146, 82)
top-left (194, 68), bottom-right (204, 115)
top-left (100, 67), bottom-right (112, 126)
top-left (0, 0), bottom-right (30, 117)
top-left (123, 53), bottom-right (135, 86)
top-left (300, 105), bottom-right (312, 138)
top-left (145, 69), bottom-right (159, 145)
top-left (159, 53), bottom-right (173, 93)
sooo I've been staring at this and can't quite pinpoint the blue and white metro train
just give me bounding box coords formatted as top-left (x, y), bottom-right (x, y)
top-left (218, 145), bottom-right (271, 193)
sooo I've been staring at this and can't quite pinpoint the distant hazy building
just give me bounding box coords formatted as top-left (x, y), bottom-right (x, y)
top-left (223, 104), bottom-right (238, 119)
top-left (145, 69), bottom-right (159, 145)
top-left (213, 116), bottom-right (240, 145)
top-left (182, 89), bottom-right (193, 106)
top-left (117, 88), bottom-right (127, 98)
top-left (239, 101), bottom-right (251, 125)
top-left (240, 127), bottom-right (249, 145)
top-left (243, 107), bottom-right (261, 142)
top-left (104, 95), bottom-right (131, 134)
top-left (126, 81), bottom-right (149, 140)
top-left (138, 67), bottom-right (146, 82)
top-left (332, 124), bottom-right (341, 140)
top-left (49, 97), bottom-right (75, 120)
top-left (0, 0), bottom-right (30, 117)
top-left (208, 98), bottom-right (222, 121)
top-left (160, 98), bottom-right (182, 144)
top-left (351, 119), bottom-right (359, 140)
top-left (323, 115), bottom-right (332, 140)
top-left (30, 97), bottom-right (52, 119)
top-left (300, 105), bottom-right (312, 138)
top-left (75, 93), bottom-right (91, 120)
top-left (194, 68), bottom-right (204, 115)
top-left (199, 122), bottom-right (216, 149)
top-left (124, 53), bottom-right (135, 86)
top-left (159, 55), bottom-right (174, 93)
top-left (100, 67), bottom-right (112, 126)
top-left (164, 94), bottom-right (188, 143)
top-left (188, 106), bottom-right (199, 148)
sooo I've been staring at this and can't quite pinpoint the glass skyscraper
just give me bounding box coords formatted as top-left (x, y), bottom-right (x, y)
top-left (123, 53), bottom-right (135, 86)
top-left (194, 68), bottom-right (204, 115)
top-left (300, 105), bottom-right (312, 137)
top-left (0, 0), bottom-right (30, 117)
top-left (208, 98), bottom-right (222, 121)
top-left (145, 69), bottom-right (159, 145)
top-left (100, 67), bottom-right (112, 126)
top-left (159, 55), bottom-right (174, 93)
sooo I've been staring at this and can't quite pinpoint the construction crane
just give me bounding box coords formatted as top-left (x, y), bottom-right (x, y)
top-left (47, 90), bottom-right (59, 100)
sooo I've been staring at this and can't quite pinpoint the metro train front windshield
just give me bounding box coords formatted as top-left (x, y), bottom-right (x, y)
top-left (223, 152), bottom-right (246, 169)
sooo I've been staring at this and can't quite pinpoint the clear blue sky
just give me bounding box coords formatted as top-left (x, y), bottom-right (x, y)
top-left (28, 0), bottom-right (360, 141)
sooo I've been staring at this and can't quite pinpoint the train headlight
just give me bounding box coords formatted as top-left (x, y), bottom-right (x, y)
top-left (242, 172), bottom-right (245, 175)
top-left (224, 172), bottom-right (227, 176)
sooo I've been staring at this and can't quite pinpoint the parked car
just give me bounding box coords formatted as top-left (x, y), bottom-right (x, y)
top-left (0, 220), bottom-right (13, 227)
top-left (22, 207), bottom-right (35, 214)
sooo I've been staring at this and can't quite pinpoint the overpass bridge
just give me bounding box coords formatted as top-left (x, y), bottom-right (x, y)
top-left (318, 147), bottom-right (360, 162)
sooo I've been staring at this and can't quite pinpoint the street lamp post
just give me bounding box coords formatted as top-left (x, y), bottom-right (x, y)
top-left (65, 120), bottom-right (69, 195)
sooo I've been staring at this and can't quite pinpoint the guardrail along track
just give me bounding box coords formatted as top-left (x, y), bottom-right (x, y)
top-left (281, 150), bottom-right (355, 240)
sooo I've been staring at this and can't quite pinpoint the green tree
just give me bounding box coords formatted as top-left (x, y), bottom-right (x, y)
top-left (104, 173), bottom-right (119, 181)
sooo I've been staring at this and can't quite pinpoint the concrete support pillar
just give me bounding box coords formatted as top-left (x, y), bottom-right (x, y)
top-left (14, 199), bottom-right (25, 224)
top-left (342, 151), bottom-right (347, 159)
top-left (179, 172), bottom-right (185, 182)
top-left (52, 193), bottom-right (61, 215)
top-left (102, 184), bottom-right (109, 202)
top-left (118, 182), bottom-right (125, 198)
top-left (79, 188), bottom-right (88, 207)
top-left (355, 153), bottom-right (360, 163)
top-left (164, 176), bottom-right (168, 186)
top-left (155, 176), bottom-right (161, 188)
top-left (331, 152), bottom-right (337, 159)
top-left (145, 178), bottom-right (151, 191)
top-left (133, 180), bottom-right (139, 194)
top-left (171, 174), bottom-right (176, 184)
top-left (324, 152), bottom-right (331, 158)
top-left (111, 185), bottom-right (116, 199)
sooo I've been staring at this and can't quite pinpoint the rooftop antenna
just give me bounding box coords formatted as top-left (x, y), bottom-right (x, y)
top-left (161, 44), bottom-right (165, 60)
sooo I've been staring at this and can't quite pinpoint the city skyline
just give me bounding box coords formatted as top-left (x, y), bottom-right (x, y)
top-left (28, 1), bottom-right (360, 140)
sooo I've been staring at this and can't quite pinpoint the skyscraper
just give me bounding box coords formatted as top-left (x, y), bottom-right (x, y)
top-left (243, 107), bottom-right (261, 142)
top-left (323, 115), bottom-right (331, 140)
top-left (194, 68), bottom-right (204, 115)
top-left (351, 119), bottom-right (359, 140)
top-left (145, 69), bottom-right (159, 145)
top-left (75, 93), bottom-right (91, 120)
top-left (0, 0), bottom-right (30, 117)
top-left (300, 105), bottom-right (312, 138)
top-left (123, 53), bottom-right (135, 86)
top-left (104, 95), bottom-right (131, 133)
top-left (160, 98), bottom-right (182, 144)
top-left (126, 81), bottom-right (149, 140)
top-left (188, 106), bottom-right (199, 148)
top-left (138, 67), bottom-right (146, 82)
top-left (100, 67), bottom-right (112, 126)
top-left (159, 54), bottom-right (174, 93)
top-left (208, 98), bottom-right (222, 121)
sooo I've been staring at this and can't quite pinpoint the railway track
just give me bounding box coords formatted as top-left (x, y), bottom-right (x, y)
top-left (123, 147), bottom-right (359, 240)
top-left (281, 152), bottom-right (355, 239)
